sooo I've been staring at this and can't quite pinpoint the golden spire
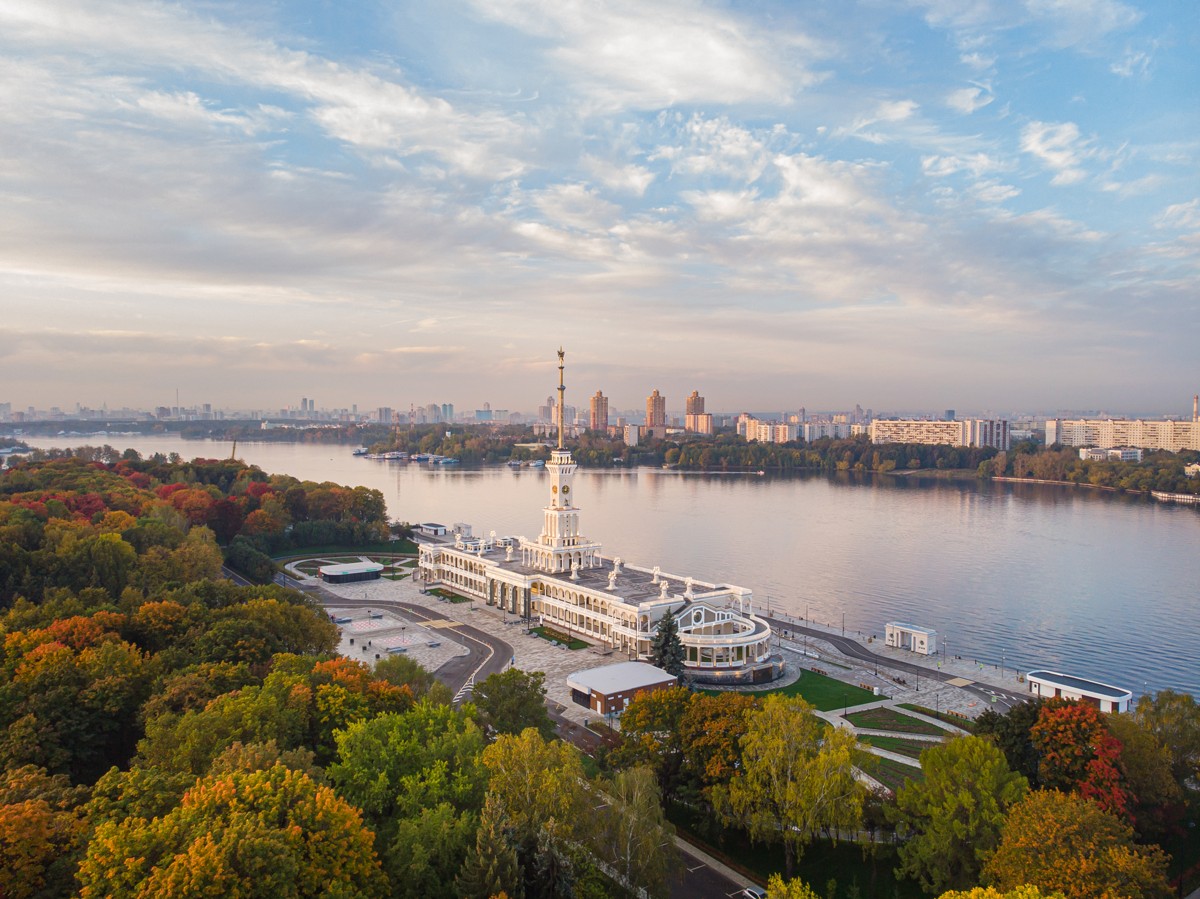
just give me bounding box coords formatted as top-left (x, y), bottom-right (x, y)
top-left (557, 347), bottom-right (565, 450)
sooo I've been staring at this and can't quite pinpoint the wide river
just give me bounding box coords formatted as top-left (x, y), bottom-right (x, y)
top-left (18, 435), bottom-right (1200, 697)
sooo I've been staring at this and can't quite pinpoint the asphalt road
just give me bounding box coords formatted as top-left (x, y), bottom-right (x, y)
top-left (290, 579), bottom-right (514, 699)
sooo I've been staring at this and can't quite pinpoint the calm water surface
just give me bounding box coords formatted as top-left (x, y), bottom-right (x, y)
top-left (20, 436), bottom-right (1200, 696)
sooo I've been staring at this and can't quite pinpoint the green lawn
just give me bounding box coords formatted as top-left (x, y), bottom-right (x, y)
top-left (856, 734), bottom-right (940, 760)
top-left (766, 670), bottom-right (878, 712)
top-left (845, 707), bottom-right (947, 735)
top-left (898, 702), bottom-right (976, 733)
top-left (531, 626), bottom-right (589, 650)
top-left (428, 588), bottom-right (472, 604)
top-left (854, 750), bottom-right (925, 794)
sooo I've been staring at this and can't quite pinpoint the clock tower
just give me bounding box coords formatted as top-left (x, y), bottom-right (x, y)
top-left (523, 349), bottom-right (602, 574)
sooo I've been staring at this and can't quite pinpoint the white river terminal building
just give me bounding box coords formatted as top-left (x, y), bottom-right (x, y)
top-left (418, 350), bottom-right (783, 685)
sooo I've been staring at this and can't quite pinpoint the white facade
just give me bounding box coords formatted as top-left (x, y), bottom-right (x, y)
top-left (1046, 418), bottom-right (1200, 453)
top-left (1079, 447), bottom-right (1145, 462)
top-left (885, 622), bottom-right (937, 655)
top-left (1026, 670), bottom-right (1132, 713)
top-left (868, 418), bottom-right (1010, 450)
top-left (418, 351), bottom-right (781, 684)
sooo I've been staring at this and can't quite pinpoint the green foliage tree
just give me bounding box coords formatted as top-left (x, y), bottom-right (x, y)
top-left (714, 695), bottom-right (865, 878)
top-left (974, 699), bottom-right (1044, 784)
top-left (473, 668), bottom-right (555, 739)
top-left (982, 790), bottom-right (1172, 899)
top-left (388, 802), bottom-right (479, 899)
top-left (590, 766), bottom-right (679, 899)
top-left (456, 793), bottom-right (524, 899)
top-left (373, 653), bottom-right (447, 702)
top-left (1134, 689), bottom-right (1200, 795)
top-left (1103, 711), bottom-right (1181, 838)
top-left (649, 608), bottom-right (685, 677)
top-left (77, 763), bottom-right (389, 899)
top-left (481, 728), bottom-right (587, 844)
top-left (889, 735), bottom-right (1028, 894)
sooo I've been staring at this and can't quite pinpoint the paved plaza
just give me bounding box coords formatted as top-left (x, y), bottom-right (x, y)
top-left (300, 567), bottom-right (631, 726)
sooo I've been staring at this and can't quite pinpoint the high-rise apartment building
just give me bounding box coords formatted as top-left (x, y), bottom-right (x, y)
top-left (646, 389), bottom-right (666, 428)
top-left (1046, 415), bottom-right (1199, 453)
top-left (589, 390), bottom-right (609, 431)
top-left (868, 419), bottom-right (1010, 450)
top-left (686, 391), bottom-right (704, 414)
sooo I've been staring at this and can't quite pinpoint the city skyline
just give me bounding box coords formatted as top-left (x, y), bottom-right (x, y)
top-left (1, 1), bottom-right (1196, 411)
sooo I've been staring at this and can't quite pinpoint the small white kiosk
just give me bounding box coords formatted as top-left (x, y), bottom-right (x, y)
top-left (885, 621), bottom-right (937, 656)
top-left (1026, 670), bottom-right (1132, 713)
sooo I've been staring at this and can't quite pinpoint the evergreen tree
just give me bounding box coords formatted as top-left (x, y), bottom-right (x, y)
top-left (456, 794), bottom-right (523, 899)
top-left (650, 609), bottom-right (685, 677)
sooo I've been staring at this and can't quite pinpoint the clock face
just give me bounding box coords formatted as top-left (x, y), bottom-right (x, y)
top-left (562, 485), bottom-right (570, 494)
top-left (552, 485), bottom-right (558, 493)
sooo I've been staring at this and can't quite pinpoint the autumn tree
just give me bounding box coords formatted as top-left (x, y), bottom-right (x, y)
top-left (982, 790), bottom-right (1172, 899)
top-left (1029, 700), bottom-right (1131, 818)
top-left (938, 889), bottom-right (1063, 899)
top-left (677, 691), bottom-right (759, 802)
top-left (77, 763), bottom-right (389, 898)
top-left (0, 765), bottom-right (89, 899)
top-left (714, 695), bottom-right (865, 878)
top-left (889, 735), bottom-right (1028, 894)
top-left (611, 685), bottom-right (692, 798)
top-left (767, 874), bottom-right (821, 898)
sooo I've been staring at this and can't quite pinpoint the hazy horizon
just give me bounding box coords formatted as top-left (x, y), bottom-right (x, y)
top-left (2, 1), bottom-right (1196, 413)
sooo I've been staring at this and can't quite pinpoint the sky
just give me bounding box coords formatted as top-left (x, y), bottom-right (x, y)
top-left (1, 0), bottom-right (1197, 417)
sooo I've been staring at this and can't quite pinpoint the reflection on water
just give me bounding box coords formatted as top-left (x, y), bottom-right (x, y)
top-left (20, 436), bottom-right (1200, 696)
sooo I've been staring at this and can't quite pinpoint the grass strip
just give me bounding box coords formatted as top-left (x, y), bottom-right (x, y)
top-left (845, 707), bottom-right (946, 735)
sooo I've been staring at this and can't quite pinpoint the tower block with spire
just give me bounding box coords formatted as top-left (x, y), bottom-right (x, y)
top-left (522, 349), bottom-right (603, 574)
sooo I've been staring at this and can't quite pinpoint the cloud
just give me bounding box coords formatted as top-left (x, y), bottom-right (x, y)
top-left (1156, 199), bottom-right (1200, 231)
top-left (0, 0), bottom-right (529, 178)
top-left (582, 155), bottom-right (655, 196)
top-left (1022, 0), bottom-right (1142, 48)
top-left (466, 0), bottom-right (824, 109)
top-left (1020, 120), bottom-right (1092, 185)
top-left (837, 99), bottom-right (919, 143)
top-left (1110, 47), bottom-right (1153, 78)
top-left (946, 86), bottom-right (993, 115)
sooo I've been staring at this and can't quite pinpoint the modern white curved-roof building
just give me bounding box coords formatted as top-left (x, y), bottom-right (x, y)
top-left (418, 350), bottom-right (782, 685)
